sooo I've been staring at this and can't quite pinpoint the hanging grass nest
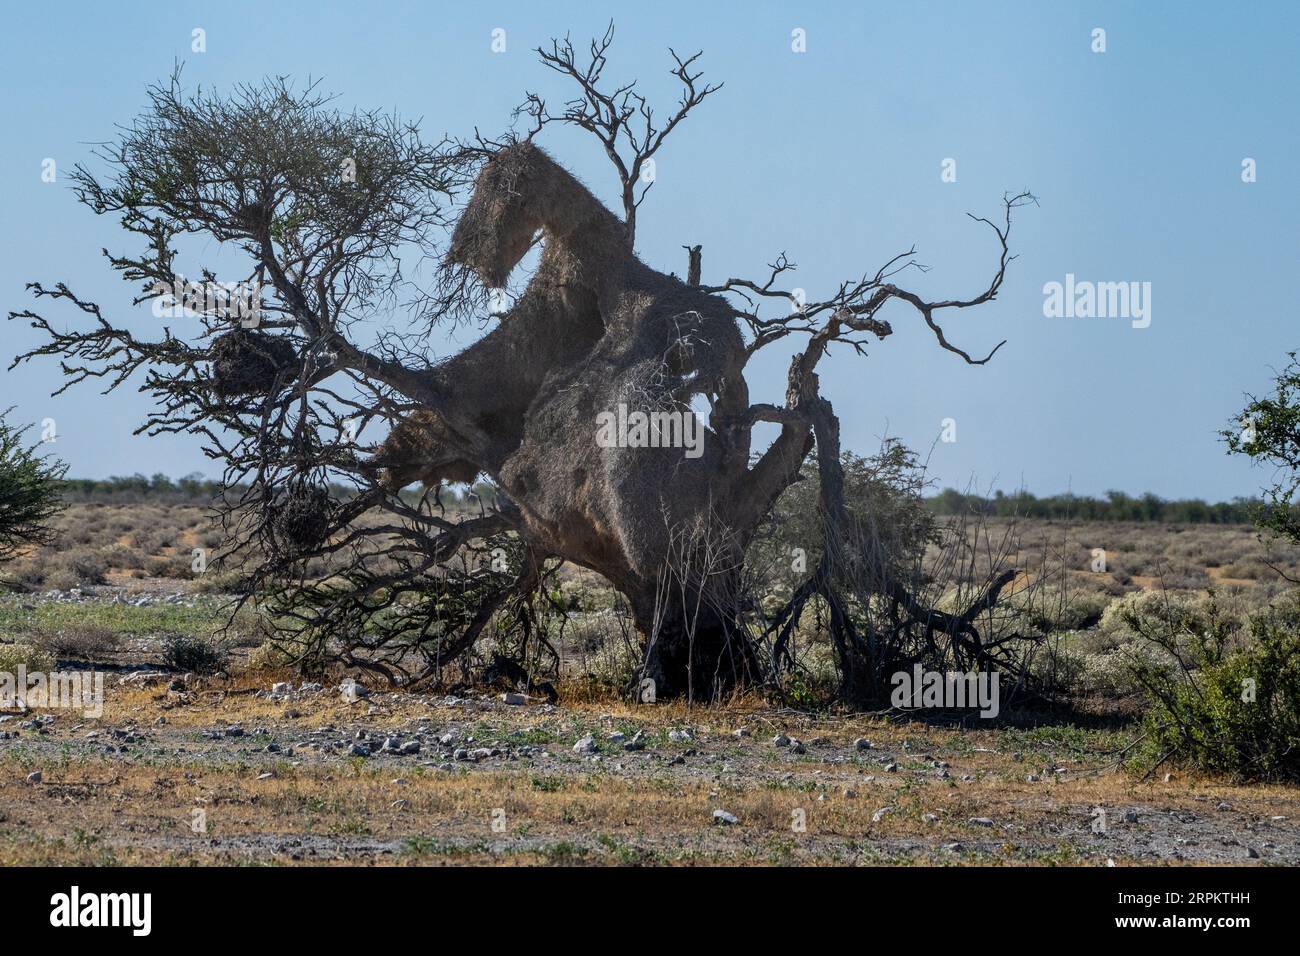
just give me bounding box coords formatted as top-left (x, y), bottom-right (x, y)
top-left (273, 483), bottom-right (333, 551)
top-left (369, 410), bottom-right (481, 492)
top-left (210, 330), bottom-right (298, 399)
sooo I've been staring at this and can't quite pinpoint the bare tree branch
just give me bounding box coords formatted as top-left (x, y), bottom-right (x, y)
top-left (515, 22), bottom-right (721, 245)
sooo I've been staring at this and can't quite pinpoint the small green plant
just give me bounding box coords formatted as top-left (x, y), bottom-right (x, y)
top-left (0, 642), bottom-right (57, 674)
top-left (162, 635), bottom-right (228, 674)
top-left (31, 623), bottom-right (122, 662)
top-left (540, 841), bottom-right (588, 864)
top-left (401, 835), bottom-right (441, 856)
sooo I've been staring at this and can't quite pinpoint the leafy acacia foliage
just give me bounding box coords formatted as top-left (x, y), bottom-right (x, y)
top-left (0, 409), bottom-right (66, 564)
top-left (1225, 351), bottom-right (1300, 541)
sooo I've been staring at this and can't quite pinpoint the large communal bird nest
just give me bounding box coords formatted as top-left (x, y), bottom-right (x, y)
top-left (273, 483), bottom-right (333, 551)
top-left (210, 329), bottom-right (298, 399)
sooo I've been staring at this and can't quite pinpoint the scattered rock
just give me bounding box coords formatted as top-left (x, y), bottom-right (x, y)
top-left (669, 729), bottom-right (692, 743)
top-left (772, 734), bottom-right (790, 748)
top-left (712, 809), bottom-right (739, 825)
top-left (399, 740), bottom-right (421, 755)
top-left (26, 771), bottom-right (42, 785)
top-left (872, 806), bottom-right (893, 823)
top-left (348, 742), bottom-right (371, 757)
top-left (968, 817), bottom-right (995, 827)
top-left (573, 735), bottom-right (598, 755)
top-left (339, 679), bottom-right (368, 703)
top-left (854, 737), bottom-right (872, 752)
top-left (500, 692), bottom-right (527, 706)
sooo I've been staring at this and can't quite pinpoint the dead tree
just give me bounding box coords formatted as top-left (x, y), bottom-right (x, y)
top-left (9, 31), bottom-right (1035, 703)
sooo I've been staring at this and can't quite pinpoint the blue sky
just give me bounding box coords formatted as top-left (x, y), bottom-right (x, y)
top-left (2, 1), bottom-right (1297, 500)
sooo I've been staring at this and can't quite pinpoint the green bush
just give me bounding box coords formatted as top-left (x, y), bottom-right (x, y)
top-left (1016, 587), bottom-right (1111, 633)
top-left (162, 635), bottom-right (228, 674)
top-left (748, 442), bottom-right (936, 602)
top-left (1100, 589), bottom-right (1201, 639)
top-left (0, 642), bottom-right (57, 674)
top-left (0, 409), bottom-right (66, 566)
top-left (1131, 599), bottom-right (1300, 782)
top-left (31, 623), bottom-right (122, 662)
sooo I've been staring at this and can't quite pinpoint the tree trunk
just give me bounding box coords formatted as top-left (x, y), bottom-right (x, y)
top-left (628, 577), bottom-right (758, 702)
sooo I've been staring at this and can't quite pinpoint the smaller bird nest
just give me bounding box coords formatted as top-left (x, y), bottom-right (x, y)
top-left (210, 330), bottom-right (298, 399)
top-left (273, 484), bottom-right (333, 551)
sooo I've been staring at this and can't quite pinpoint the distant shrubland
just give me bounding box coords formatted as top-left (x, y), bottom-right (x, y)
top-left (55, 473), bottom-right (500, 507)
top-left (928, 488), bottom-right (1263, 525)
top-left (56, 474), bottom-right (1261, 524)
